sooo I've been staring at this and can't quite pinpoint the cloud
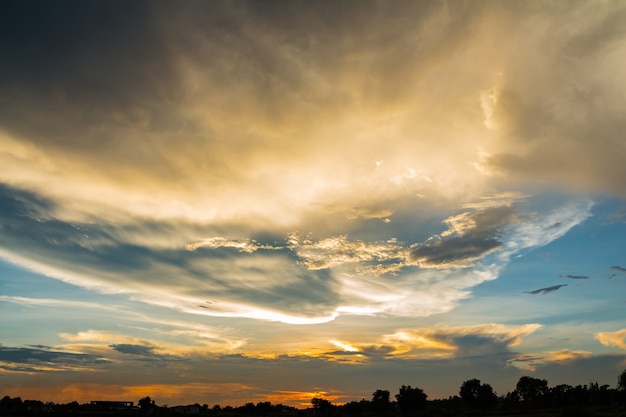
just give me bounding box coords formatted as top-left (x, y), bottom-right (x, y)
top-left (185, 237), bottom-right (280, 253)
top-left (57, 326), bottom-right (246, 358)
top-left (595, 329), bottom-right (626, 350)
top-left (560, 274), bottom-right (589, 279)
top-left (409, 234), bottom-right (502, 269)
top-left (291, 195), bottom-right (527, 274)
top-left (0, 346), bottom-right (106, 374)
top-left (507, 350), bottom-right (592, 372)
top-left (326, 323), bottom-right (542, 361)
top-left (110, 344), bottom-right (157, 356)
top-left (408, 201), bottom-right (524, 269)
top-left (524, 284), bottom-right (568, 295)
top-left (480, 2), bottom-right (626, 198)
top-left (288, 234), bottom-right (406, 273)
top-left (6, 1), bottom-right (618, 230)
top-left (0, 1), bottom-right (487, 227)
top-left (59, 330), bottom-right (146, 344)
top-left (0, 0), bottom-right (602, 328)
top-left (0, 182), bottom-right (591, 324)
top-left (611, 265), bottom-right (626, 274)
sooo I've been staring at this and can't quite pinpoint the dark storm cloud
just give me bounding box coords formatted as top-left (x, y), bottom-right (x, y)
top-left (524, 284), bottom-right (568, 295)
top-left (560, 274), bottom-right (589, 280)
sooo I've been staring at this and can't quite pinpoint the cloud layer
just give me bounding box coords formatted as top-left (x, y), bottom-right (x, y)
top-left (0, 182), bottom-right (591, 323)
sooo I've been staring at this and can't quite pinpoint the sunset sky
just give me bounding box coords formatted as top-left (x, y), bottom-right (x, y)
top-left (1, 0), bottom-right (626, 408)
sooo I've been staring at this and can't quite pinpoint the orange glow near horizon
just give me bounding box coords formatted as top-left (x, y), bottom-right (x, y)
top-left (0, 383), bottom-right (352, 408)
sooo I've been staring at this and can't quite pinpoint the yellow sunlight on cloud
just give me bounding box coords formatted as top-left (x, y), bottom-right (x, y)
top-left (508, 350), bottom-right (592, 372)
top-left (329, 340), bottom-right (359, 353)
top-left (381, 323), bottom-right (542, 357)
top-left (59, 330), bottom-right (146, 344)
top-left (381, 331), bottom-right (456, 356)
top-left (595, 329), bottom-right (626, 350)
top-left (57, 329), bottom-right (245, 357)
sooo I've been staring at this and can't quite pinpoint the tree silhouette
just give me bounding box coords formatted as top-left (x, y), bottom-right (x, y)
top-left (459, 379), bottom-right (497, 408)
top-left (549, 384), bottom-right (574, 407)
top-left (5, 371), bottom-right (626, 416)
top-left (138, 396), bottom-right (156, 410)
top-left (619, 369), bottom-right (626, 405)
top-left (311, 397), bottom-right (333, 416)
top-left (371, 389), bottom-right (391, 414)
top-left (514, 376), bottom-right (549, 406)
top-left (342, 400), bottom-right (368, 416)
top-left (1, 396), bottom-right (23, 411)
top-left (459, 379), bottom-right (480, 407)
top-left (395, 385), bottom-right (427, 415)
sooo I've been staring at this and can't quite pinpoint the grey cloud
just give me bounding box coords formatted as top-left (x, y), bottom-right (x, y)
top-left (409, 204), bottom-right (519, 268)
top-left (290, 201), bottom-right (522, 273)
top-left (611, 265), bottom-right (626, 274)
top-left (0, 345), bottom-right (106, 372)
top-left (0, 1), bottom-right (173, 146)
top-left (410, 234), bottom-right (502, 269)
top-left (452, 335), bottom-right (515, 361)
top-left (524, 284), bottom-right (568, 295)
top-left (110, 344), bottom-right (156, 356)
top-left (483, 2), bottom-right (626, 198)
top-left (560, 275), bottom-right (589, 280)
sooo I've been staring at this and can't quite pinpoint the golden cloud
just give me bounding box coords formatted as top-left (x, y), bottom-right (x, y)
top-left (595, 329), bottom-right (626, 350)
top-left (508, 349), bottom-right (592, 372)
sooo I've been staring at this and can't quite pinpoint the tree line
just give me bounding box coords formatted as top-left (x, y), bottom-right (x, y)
top-left (2, 369), bottom-right (626, 417)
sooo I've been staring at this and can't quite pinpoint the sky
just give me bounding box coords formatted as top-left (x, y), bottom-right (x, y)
top-left (1, 0), bottom-right (626, 408)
